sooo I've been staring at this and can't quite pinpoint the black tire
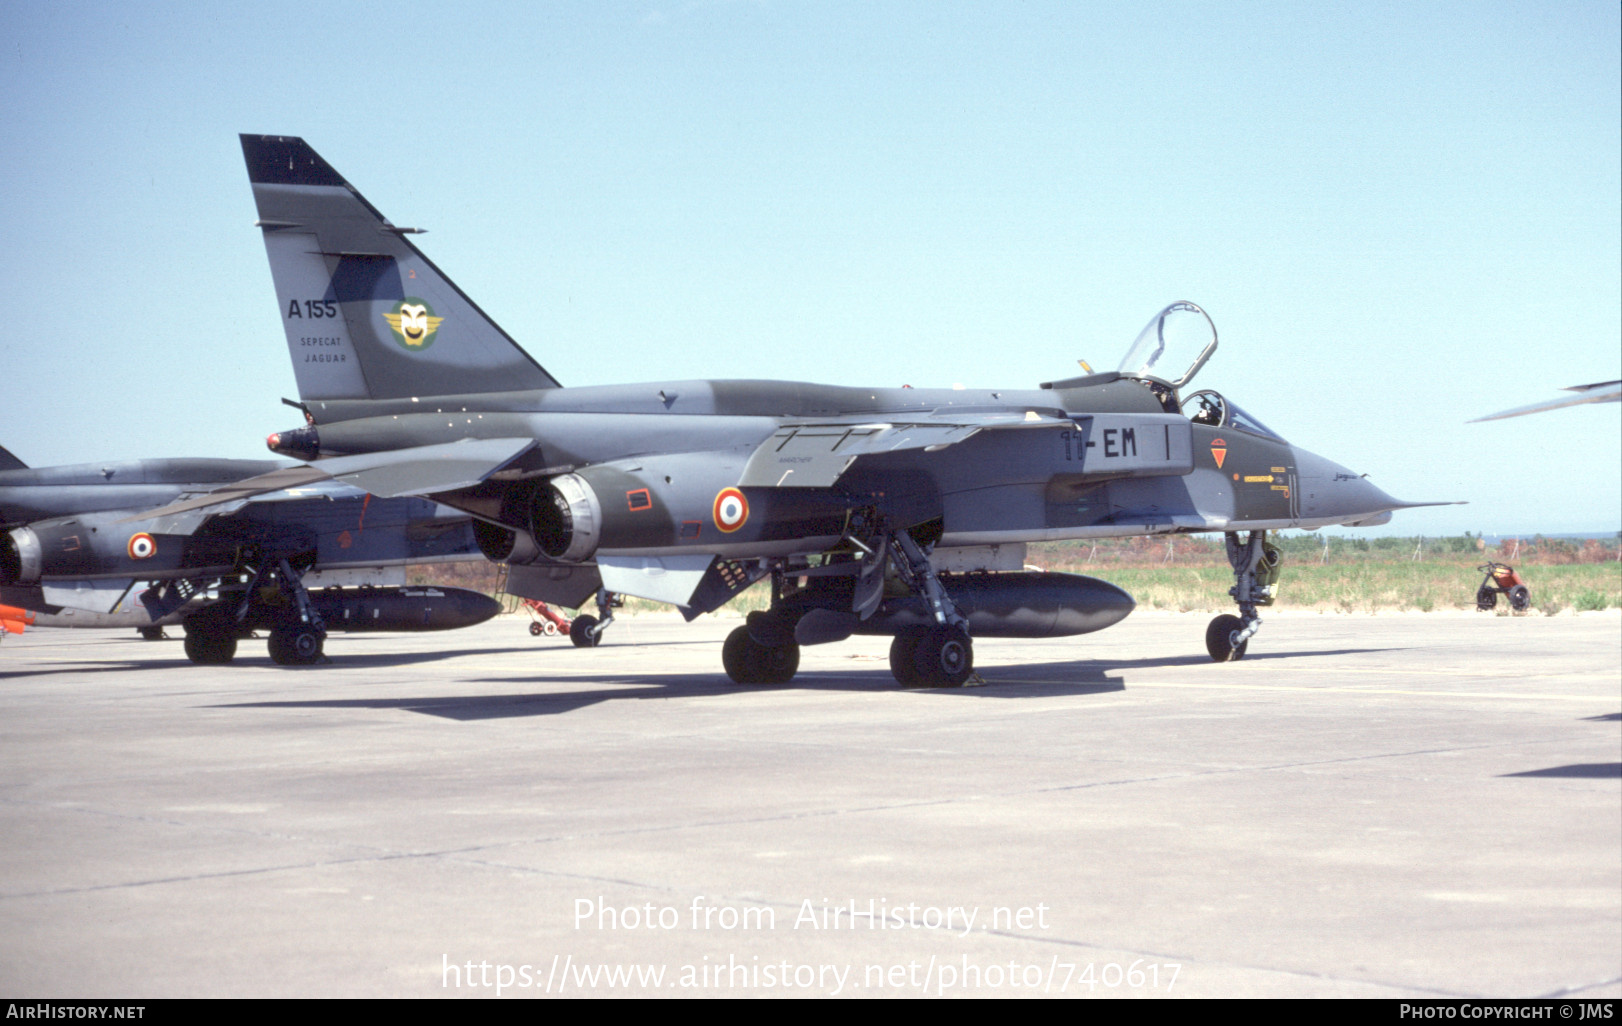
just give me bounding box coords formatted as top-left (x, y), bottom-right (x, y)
top-left (269, 626), bottom-right (324, 666)
top-left (889, 627), bottom-right (929, 685)
top-left (570, 614), bottom-right (601, 648)
top-left (138, 626), bottom-right (165, 641)
top-left (910, 626), bottom-right (973, 686)
top-left (1508, 585), bottom-right (1531, 613)
top-left (183, 628), bottom-right (236, 665)
top-left (1205, 614), bottom-right (1248, 662)
top-left (758, 641), bottom-right (799, 684)
top-left (529, 622), bottom-right (544, 637)
top-left (722, 626), bottom-right (799, 685)
top-left (722, 626), bottom-right (760, 683)
top-left (1476, 587), bottom-right (1497, 612)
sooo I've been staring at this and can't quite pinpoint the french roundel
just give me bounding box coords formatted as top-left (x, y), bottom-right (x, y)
top-left (712, 488), bottom-right (749, 533)
top-left (127, 533), bottom-right (156, 560)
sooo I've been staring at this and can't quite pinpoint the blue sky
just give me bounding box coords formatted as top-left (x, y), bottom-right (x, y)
top-left (2, 1), bottom-right (1617, 536)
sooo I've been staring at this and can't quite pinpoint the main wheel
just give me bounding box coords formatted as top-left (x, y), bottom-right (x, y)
top-left (722, 625), bottom-right (799, 684)
top-left (910, 626), bottom-right (973, 686)
top-left (757, 642), bottom-right (799, 684)
top-left (1508, 585), bottom-right (1531, 613)
top-left (1476, 587), bottom-right (1498, 612)
top-left (268, 626), bottom-right (324, 665)
top-left (889, 627), bottom-right (929, 685)
top-left (183, 629), bottom-right (236, 665)
top-left (138, 626), bottom-right (165, 641)
top-left (1205, 614), bottom-right (1248, 662)
top-left (569, 614), bottom-right (601, 648)
top-left (182, 610), bottom-right (237, 665)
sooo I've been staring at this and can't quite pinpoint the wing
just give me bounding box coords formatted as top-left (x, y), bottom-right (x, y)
top-left (1470, 380), bottom-right (1622, 422)
top-left (738, 408), bottom-right (1193, 487)
top-left (126, 437), bottom-right (537, 521)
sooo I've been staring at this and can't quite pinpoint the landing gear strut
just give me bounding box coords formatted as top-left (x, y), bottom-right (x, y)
top-left (182, 556), bottom-right (328, 666)
top-left (884, 529), bottom-right (972, 686)
top-left (1207, 531), bottom-right (1279, 662)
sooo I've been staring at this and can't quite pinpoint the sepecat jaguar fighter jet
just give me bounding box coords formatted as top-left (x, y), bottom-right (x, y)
top-left (0, 445), bottom-right (499, 663)
top-left (145, 135), bottom-right (1444, 684)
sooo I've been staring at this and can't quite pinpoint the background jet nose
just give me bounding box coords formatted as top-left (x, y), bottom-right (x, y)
top-left (1293, 447), bottom-right (1402, 522)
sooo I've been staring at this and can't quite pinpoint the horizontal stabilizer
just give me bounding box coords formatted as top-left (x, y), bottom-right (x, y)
top-left (126, 437), bottom-right (535, 521)
top-left (320, 437), bottom-right (537, 497)
top-left (596, 554), bottom-right (715, 607)
top-left (503, 564), bottom-right (602, 609)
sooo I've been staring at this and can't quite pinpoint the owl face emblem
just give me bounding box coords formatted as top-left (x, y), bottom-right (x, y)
top-left (382, 298), bottom-right (443, 350)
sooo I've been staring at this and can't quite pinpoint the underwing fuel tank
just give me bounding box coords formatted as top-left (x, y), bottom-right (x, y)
top-left (310, 586), bottom-right (502, 633)
top-left (8, 585), bottom-right (501, 633)
top-left (854, 572), bottom-right (1134, 638)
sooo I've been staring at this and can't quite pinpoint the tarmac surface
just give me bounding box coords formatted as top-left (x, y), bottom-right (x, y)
top-left (1, 609), bottom-right (1618, 998)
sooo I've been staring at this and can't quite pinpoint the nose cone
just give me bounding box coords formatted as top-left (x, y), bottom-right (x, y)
top-left (1293, 447), bottom-right (1406, 525)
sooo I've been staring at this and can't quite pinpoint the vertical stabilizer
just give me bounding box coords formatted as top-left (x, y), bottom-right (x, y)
top-left (240, 134), bottom-right (561, 403)
top-left (0, 445), bottom-right (26, 472)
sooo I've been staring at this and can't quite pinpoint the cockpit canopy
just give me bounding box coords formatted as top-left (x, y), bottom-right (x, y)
top-left (1183, 389), bottom-right (1285, 441)
top-left (1113, 302), bottom-right (1286, 442)
top-left (1116, 301), bottom-right (1218, 389)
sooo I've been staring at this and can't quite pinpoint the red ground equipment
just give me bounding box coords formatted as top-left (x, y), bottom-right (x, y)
top-left (1475, 562), bottom-right (1531, 613)
top-left (523, 598), bottom-right (573, 638)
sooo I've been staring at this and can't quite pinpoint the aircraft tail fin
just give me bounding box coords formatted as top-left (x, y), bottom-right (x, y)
top-left (0, 446), bottom-right (27, 471)
top-left (240, 134), bottom-right (561, 406)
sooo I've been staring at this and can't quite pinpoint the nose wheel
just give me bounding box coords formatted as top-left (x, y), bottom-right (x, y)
top-left (1205, 613), bottom-right (1249, 662)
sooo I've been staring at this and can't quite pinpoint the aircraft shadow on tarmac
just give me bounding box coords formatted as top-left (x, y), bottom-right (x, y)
top-left (1501, 763), bottom-right (1622, 779)
top-left (0, 644), bottom-right (545, 679)
top-left (211, 646), bottom-right (1400, 720)
top-left (216, 667), bottom-right (1128, 720)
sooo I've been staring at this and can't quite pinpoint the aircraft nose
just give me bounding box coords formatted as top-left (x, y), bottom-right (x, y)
top-left (1292, 447), bottom-right (1403, 525)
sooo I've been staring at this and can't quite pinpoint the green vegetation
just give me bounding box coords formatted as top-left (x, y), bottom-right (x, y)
top-left (1085, 562), bottom-right (1619, 613)
top-left (409, 532), bottom-right (1622, 616)
top-left (1031, 532), bottom-right (1620, 614)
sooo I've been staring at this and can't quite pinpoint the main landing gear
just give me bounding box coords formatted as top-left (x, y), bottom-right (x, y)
top-left (181, 557), bottom-right (328, 666)
top-left (1206, 531), bottom-right (1280, 662)
top-left (722, 526), bottom-right (975, 688)
top-left (569, 589), bottom-right (621, 648)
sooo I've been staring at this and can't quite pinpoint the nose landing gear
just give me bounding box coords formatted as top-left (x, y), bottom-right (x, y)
top-left (1207, 531), bottom-right (1280, 662)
